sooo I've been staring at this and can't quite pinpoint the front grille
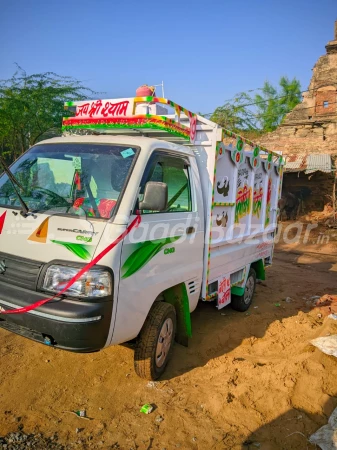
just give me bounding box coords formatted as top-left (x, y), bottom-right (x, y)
top-left (0, 252), bottom-right (43, 290)
top-left (0, 319), bottom-right (47, 345)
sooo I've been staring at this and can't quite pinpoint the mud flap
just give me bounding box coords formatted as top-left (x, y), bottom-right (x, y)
top-left (251, 259), bottom-right (266, 281)
top-left (217, 274), bottom-right (231, 309)
top-left (231, 260), bottom-right (265, 297)
top-left (163, 283), bottom-right (191, 347)
top-left (231, 285), bottom-right (245, 296)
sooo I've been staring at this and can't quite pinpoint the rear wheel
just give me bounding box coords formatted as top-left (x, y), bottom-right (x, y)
top-left (134, 302), bottom-right (176, 380)
top-left (231, 268), bottom-right (256, 312)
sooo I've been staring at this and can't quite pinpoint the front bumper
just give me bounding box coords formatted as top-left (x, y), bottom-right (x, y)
top-left (0, 281), bottom-right (113, 352)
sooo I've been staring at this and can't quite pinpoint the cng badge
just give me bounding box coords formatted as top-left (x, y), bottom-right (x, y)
top-left (164, 247), bottom-right (175, 255)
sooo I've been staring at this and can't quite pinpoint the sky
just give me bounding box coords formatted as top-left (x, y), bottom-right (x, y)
top-left (1, 0), bottom-right (336, 115)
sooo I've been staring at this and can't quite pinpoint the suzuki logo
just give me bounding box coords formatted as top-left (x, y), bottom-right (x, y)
top-left (0, 260), bottom-right (6, 275)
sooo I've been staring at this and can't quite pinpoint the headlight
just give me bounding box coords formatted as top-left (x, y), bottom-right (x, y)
top-left (43, 265), bottom-right (112, 298)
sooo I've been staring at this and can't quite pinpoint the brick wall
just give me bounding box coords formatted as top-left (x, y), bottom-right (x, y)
top-left (315, 89), bottom-right (337, 115)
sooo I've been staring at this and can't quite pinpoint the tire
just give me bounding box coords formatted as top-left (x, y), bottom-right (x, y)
top-left (134, 302), bottom-right (176, 380)
top-left (231, 268), bottom-right (256, 312)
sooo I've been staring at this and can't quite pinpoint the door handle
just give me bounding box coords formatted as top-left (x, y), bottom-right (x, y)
top-left (186, 227), bottom-right (195, 234)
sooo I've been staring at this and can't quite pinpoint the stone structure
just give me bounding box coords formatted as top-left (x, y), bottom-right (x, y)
top-left (259, 20), bottom-right (337, 155)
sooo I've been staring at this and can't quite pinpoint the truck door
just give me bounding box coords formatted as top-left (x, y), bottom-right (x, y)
top-left (113, 151), bottom-right (204, 344)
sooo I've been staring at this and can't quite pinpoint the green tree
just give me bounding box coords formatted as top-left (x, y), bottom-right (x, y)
top-left (209, 77), bottom-right (301, 136)
top-left (0, 66), bottom-right (95, 162)
top-left (254, 77), bottom-right (301, 132)
top-left (210, 92), bottom-right (257, 133)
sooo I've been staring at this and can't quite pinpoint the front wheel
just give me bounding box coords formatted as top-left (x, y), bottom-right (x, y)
top-left (134, 302), bottom-right (176, 380)
top-left (231, 268), bottom-right (257, 312)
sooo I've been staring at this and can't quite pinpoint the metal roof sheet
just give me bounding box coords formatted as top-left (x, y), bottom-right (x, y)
top-left (306, 154), bottom-right (332, 174)
top-left (284, 153), bottom-right (332, 174)
top-left (285, 154), bottom-right (307, 172)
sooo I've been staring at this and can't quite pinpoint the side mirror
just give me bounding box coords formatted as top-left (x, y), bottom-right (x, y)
top-left (139, 181), bottom-right (168, 212)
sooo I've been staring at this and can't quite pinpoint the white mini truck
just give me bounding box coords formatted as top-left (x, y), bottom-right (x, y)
top-left (0, 96), bottom-right (284, 379)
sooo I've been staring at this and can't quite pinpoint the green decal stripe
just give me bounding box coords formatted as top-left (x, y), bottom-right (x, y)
top-left (121, 236), bottom-right (181, 279)
top-left (51, 240), bottom-right (93, 261)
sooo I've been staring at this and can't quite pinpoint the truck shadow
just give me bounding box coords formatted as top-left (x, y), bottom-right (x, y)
top-left (239, 398), bottom-right (337, 450)
top-left (162, 251), bottom-right (337, 380)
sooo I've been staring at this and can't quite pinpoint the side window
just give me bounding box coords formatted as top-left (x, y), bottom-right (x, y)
top-left (148, 163), bottom-right (163, 183)
top-left (164, 164), bottom-right (191, 212)
top-left (140, 154), bottom-right (192, 213)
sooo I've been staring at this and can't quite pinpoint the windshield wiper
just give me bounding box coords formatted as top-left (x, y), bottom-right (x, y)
top-left (0, 156), bottom-right (30, 217)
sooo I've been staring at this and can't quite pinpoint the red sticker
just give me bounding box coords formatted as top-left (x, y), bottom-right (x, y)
top-left (189, 115), bottom-right (197, 142)
top-left (0, 211), bottom-right (7, 234)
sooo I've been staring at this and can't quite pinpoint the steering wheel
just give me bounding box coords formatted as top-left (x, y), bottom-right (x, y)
top-left (32, 186), bottom-right (70, 208)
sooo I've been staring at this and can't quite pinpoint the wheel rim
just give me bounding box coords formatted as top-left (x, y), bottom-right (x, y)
top-left (155, 318), bottom-right (174, 368)
top-left (244, 276), bottom-right (255, 304)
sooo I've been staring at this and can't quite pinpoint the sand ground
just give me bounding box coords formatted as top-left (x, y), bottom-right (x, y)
top-left (1, 221), bottom-right (337, 449)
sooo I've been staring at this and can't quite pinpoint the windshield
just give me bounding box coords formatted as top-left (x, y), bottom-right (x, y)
top-left (0, 143), bottom-right (137, 219)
